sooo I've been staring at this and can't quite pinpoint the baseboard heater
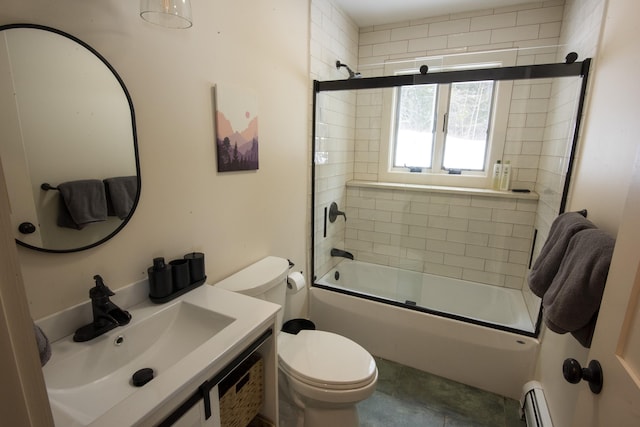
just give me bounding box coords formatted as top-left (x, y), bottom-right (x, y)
top-left (521, 381), bottom-right (554, 427)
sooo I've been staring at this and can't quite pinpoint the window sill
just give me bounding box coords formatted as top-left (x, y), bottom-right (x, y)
top-left (347, 180), bottom-right (539, 200)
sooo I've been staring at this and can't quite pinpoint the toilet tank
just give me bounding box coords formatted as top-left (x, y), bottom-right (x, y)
top-left (215, 256), bottom-right (289, 328)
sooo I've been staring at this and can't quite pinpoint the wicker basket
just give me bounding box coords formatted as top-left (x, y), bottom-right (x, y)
top-left (219, 353), bottom-right (264, 427)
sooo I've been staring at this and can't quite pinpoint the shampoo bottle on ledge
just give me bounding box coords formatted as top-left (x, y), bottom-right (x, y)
top-left (500, 160), bottom-right (511, 191)
top-left (492, 160), bottom-right (502, 190)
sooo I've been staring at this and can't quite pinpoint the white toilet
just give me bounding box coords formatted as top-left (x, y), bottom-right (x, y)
top-left (215, 256), bottom-right (377, 427)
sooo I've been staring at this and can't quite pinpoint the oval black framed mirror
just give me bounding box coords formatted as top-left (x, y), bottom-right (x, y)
top-left (0, 24), bottom-right (140, 253)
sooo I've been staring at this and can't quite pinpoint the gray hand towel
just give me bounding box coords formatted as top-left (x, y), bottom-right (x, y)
top-left (104, 176), bottom-right (137, 219)
top-left (34, 324), bottom-right (51, 366)
top-left (56, 179), bottom-right (108, 229)
top-left (528, 212), bottom-right (596, 297)
top-left (542, 228), bottom-right (615, 348)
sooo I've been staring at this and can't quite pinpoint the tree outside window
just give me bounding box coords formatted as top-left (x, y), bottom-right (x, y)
top-left (393, 80), bottom-right (494, 173)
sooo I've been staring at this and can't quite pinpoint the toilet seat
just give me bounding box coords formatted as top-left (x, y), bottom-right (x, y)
top-left (278, 330), bottom-right (377, 390)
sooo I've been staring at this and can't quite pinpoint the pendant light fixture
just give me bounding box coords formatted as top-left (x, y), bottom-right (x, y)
top-left (140, 0), bottom-right (193, 29)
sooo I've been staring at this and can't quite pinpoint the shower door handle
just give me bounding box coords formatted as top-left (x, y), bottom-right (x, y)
top-left (562, 358), bottom-right (603, 394)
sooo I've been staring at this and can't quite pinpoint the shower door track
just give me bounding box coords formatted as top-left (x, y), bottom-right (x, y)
top-left (313, 282), bottom-right (538, 338)
top-left (314, 57), bottom-right (589, 92)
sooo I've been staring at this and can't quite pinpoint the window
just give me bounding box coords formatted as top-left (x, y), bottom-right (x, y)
top-left (379, 51), bottom-right (515, 188)
top-left (394, 84), bottom-right (436, 169)
top-left (442, 81), bottom-right (494, 170)
top-left (394, 81), bottom-right (495, 171)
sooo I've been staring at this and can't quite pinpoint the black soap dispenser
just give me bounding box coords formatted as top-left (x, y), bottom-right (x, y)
top-left (148, 257), bottom-right (173, 299)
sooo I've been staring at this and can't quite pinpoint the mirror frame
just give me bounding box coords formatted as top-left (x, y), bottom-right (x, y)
top-left (2, 23), bottom-right (141, 253)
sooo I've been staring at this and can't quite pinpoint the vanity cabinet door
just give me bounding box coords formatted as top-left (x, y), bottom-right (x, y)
top-left (160, 329), bottom-right (272, 427)
top-left (172, 385), bottom-right (221, 427)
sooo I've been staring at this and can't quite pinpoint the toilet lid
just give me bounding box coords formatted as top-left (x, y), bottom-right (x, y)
top-left (278, 330), bottom-right (377, 390)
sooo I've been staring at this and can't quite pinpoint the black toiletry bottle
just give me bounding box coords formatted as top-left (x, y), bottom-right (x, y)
top-left (148, 257), bottom-right (173, 299)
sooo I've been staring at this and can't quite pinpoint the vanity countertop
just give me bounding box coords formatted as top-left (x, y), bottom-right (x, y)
top-left (42, 284), bottom-right (280, 426)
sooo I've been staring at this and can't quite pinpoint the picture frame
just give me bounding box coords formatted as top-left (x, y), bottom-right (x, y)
top-left (212, 85), bottom-right (259, 172)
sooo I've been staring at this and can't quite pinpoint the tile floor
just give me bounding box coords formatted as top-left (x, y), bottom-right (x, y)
top-left (357, 357), bottom-right (526, 427)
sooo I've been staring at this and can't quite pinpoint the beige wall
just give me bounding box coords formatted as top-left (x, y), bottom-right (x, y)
top-left (1, 0), bottom-right (310, 320)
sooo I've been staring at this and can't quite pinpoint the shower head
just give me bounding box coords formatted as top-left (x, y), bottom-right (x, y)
top-left (336, 60), bottom-right (362, 79)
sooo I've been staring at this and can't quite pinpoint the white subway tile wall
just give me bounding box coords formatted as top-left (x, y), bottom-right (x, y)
top-left (310, 0), bottom-right (360, 275)
top-left (345, 184), bottom-right (536, 288)
top-left (341, 2), bottom-right (568, 296)
top-left (311, 0), bottom-right (600, 326)
top-left (354, 3), bottom-right (567, 187)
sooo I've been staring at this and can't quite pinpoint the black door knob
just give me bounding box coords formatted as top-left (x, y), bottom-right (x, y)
top-left (18, 222), bottom-right (37, 234)
top-left (562, 358), bottom-right (603, 394)
top-left (562, 358), bottom-right (583, 383)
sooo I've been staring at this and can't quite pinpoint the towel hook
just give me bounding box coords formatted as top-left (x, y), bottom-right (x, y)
top-left (18, 222), bottom-right (36, 234)
top-left (41, 183), bottom-right (59, 191)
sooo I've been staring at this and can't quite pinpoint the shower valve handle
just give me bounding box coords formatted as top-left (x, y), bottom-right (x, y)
top-left (328, 202), bottom-right (346, 222)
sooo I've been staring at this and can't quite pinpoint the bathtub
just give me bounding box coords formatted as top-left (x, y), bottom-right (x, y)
top-left (310, 260), bottom-right (540, 399)
top-left (316, 259), bottom-right (535, 333)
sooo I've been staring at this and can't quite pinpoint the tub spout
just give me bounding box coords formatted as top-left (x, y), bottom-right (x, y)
top-left (331, 248), bottom-right (354, 260)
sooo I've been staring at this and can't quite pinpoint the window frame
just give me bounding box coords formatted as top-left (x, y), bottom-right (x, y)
top-left (378, 51), bottom-right (516, 188)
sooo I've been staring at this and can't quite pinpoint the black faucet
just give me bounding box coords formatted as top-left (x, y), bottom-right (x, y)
top-left (73, 275), bottom-right (132, 342)
top-left (331, 248), bottom-right (354, 260)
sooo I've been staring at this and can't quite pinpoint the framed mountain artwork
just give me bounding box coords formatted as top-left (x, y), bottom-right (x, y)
top-left (213, 85), bottom-right (259, 172)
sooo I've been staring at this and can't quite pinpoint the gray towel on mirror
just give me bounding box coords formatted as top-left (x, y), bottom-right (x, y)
top-left (34, 324), bottom-right (51, 366)
top-left (56, 179), bottom-right (108, 229)
top-left (104, 176), bottom-right (137, 219)
top-left (542, 228), bottom-right (615, 348)
top-left (528, 212), bottom-right (596, 297)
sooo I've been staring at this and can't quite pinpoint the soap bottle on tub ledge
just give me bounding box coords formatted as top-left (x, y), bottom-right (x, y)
top-left (492, 160), bottom-right (502, 190)
top-left (500, 160), bottom-right (511, 191)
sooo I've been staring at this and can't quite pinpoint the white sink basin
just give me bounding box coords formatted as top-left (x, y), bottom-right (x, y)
top-left (45, 301), bottom-right (234, 387)
top-left (42, 287), bottom-right (257, 426)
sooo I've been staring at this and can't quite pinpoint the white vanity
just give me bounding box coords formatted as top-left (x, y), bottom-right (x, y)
top-left (38, 282), bottom-right (280, 426)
